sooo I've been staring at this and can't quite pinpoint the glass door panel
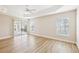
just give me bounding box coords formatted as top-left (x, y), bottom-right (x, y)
top-left (14, 20), bottom-right (27, 36)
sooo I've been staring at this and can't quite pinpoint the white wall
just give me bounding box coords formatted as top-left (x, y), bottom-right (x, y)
top-left (0, 14), bottom-right (13, 40)
top-left (31, 10), bottom-right (76, 44)
top-left (77, 8), bottom-right (79, 49)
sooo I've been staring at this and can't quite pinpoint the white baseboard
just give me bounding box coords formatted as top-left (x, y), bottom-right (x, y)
top-left (0, 35), bottom-right (13, 40)
top-left (30, 33), bottom-right (76, 44)
top-left (76, 42), bottom-right (79, 50)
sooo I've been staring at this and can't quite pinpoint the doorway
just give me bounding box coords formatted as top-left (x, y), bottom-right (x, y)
top-left (14, 19), bottom-right (28, 36)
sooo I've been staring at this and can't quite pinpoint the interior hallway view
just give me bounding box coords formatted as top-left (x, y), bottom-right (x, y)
top-left (0, 5), bottom-right (79, 53)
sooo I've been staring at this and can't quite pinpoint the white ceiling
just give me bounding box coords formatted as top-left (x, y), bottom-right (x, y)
top-left (0, 5), bottom-right (78, 18)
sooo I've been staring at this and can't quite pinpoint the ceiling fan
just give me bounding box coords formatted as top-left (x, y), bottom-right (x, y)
top-left (25, 5), bottom-right (36, 13)
top-left (24, 5), bottom-right (36, 17)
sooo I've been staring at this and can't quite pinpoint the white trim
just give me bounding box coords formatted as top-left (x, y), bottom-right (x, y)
top-left (0, 35), bottom-right (13, 40)
top-left (76, 42), bottom-right (79, 50)
top-left (30, 33), bottom-right (76, 44)
top-left (32, 6), bottom-right (77, 18)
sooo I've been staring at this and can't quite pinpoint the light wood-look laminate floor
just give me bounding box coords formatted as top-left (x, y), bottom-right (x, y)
top-left (0, 35), bottom-right (79, 53)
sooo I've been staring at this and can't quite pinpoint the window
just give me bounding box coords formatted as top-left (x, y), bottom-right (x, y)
top-left (56, 17), bottom-right (69, 36)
